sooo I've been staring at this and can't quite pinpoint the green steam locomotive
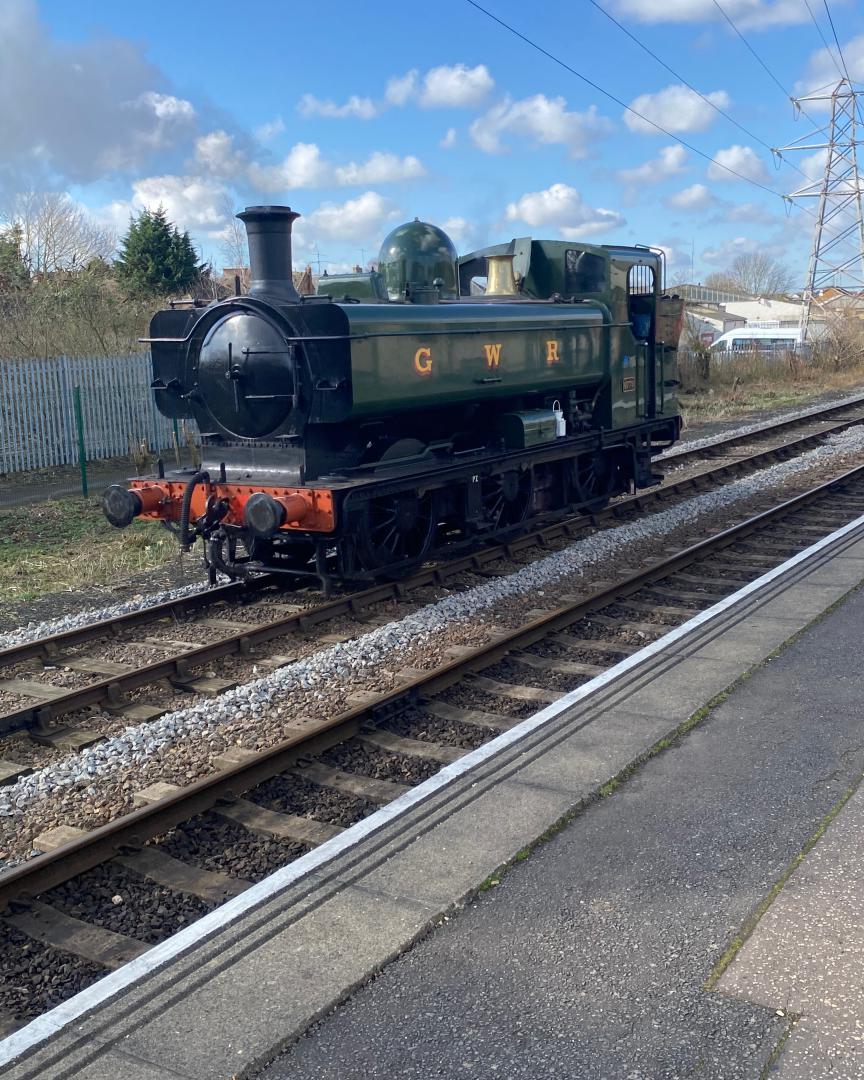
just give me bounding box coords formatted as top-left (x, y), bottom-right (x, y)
top-left (103, 205), bottom-right (682, 589)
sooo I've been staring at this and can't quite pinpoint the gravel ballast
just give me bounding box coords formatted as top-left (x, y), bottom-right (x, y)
top-left (662, 389), bottom-right (864, 459)
top-left (1, 427), bottom-right (863, 865)
top-left (0, 578), bottom-right (221, 652)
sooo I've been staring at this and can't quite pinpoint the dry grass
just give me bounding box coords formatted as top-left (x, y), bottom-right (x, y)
top-left (677, 345), bottom-right (864, 427)
top-left (0, 497), bottom-right (181, 607)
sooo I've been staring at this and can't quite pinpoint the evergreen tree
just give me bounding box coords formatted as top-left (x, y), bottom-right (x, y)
top-left (0, 224), bottom-right (29, 290)
top-left (114, 207), bottom-right (200, 296)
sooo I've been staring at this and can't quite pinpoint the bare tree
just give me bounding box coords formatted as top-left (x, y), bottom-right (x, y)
top-left (2, 191), bottom-right (115, 275)
top-left (705, 253), bottom-right (792, 298)
top-left (218, 194), bottom-right (248, 275)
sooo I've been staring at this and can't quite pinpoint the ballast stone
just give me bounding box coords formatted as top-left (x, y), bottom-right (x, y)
top-left (0, 425), bottom-right (862, 833)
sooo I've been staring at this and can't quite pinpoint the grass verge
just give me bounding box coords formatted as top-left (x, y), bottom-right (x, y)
top-left (678, 351), bottom-right (864, 426)
top-left (0, 496), bottom-right (179, 608)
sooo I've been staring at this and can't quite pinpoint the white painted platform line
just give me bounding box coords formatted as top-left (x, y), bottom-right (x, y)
top-left (3, 510), bottom-right (864, 1069)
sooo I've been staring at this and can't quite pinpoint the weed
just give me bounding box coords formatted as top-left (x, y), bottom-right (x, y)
top-left (677, 347), bottom-right (864, 426)
top-left (0, 496), bottom-right (177, 606)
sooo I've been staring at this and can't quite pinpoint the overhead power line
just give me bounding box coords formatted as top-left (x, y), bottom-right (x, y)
top-left (589, 0), bottom-right (776, 156)
top-left (465, 0), bottom-right (789, 198)
top-left (803, 0), bottom-right (846, 79)
top-left (710, 0), bottom-right (829, 134)
top-left (588, 0), bottom-right (819, 185)
top-left (821, 0), bottom-right (854, 84)
top-left (464, 0), bottom-right (862, 257)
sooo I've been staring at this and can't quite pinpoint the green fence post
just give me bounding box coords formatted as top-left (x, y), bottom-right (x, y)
top-left (73, 384), bottom-right (88, 498)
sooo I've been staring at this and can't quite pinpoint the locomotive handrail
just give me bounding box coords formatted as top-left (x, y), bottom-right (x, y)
top-left (143, 324), bottom-right (633, 346)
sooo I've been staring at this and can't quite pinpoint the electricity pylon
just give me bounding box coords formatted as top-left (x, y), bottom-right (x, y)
top-left (778, 78), bottom-right (864, 340)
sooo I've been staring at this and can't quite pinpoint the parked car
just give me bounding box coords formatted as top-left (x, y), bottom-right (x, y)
top-left (708, 327), bottom-right (809, 356)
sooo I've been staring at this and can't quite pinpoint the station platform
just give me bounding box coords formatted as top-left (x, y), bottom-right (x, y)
top-left (5, 516), bottom-right (864, 1079)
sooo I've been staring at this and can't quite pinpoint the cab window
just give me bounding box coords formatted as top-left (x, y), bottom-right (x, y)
top-left (627, 263), bottom-right (656, 341)
top-left (564, 249), bottom-right (605, 295)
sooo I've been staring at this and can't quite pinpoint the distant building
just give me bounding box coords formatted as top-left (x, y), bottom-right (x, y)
top-left (723, 297), bottom-right (809, 327)
top-left (683, 305), bottom-right (745, 348)
top-left (814, 287), bottom-right (864, 320)
top-left (219, 266), bottom-right (250, 294)
top-left (673, 283), bottom-right (754, 305)
top-left (675, 289), bottom-right (829, 348)
top-left (218, 265), bottom-right (316, 294)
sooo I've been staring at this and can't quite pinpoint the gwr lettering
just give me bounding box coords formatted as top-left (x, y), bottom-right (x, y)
top-left (546, 340), bottom-right (561, 365)
top-left (414, 347), bottom-right (433, 376)
top-left (483, 343), bottom-right (503, 369)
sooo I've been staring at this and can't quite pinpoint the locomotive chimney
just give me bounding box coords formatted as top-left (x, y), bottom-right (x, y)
top-left (236, 205), bottom-right (301, 303)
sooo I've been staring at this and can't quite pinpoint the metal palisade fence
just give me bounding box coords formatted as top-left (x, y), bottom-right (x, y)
top-left (0, 354), bottom-right (174, 475)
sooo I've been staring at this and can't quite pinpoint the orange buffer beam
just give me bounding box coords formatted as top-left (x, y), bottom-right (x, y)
top-left (128, 480), bottom-right (336, 533)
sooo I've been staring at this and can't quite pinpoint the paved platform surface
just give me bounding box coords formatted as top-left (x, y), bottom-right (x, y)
top-left (255, 582), bottom-right (864, 1079)
top-left (719, 782), bottom-right (864, 1076)
top-left (6, 519), bottom-right (864, 1079)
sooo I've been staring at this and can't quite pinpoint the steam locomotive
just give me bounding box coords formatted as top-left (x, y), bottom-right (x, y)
top-left (103, 205), bottom-right (682, 589)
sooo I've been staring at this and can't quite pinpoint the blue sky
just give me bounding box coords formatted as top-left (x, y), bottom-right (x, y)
top-left (5, 0), bottom-right (864, 282)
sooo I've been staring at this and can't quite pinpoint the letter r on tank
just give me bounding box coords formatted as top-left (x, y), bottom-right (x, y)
top-left (414, 347), bottom-right (433, 376)
top-left (546, 340), bottom-right (561, 365)
top-left (483, 343), bottom-right (502, 369)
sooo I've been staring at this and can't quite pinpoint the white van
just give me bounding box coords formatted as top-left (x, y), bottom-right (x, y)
top-left (708, 327), bottom-right (806, 356)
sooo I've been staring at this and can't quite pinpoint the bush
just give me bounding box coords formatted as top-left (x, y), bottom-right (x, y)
top-left (0, 272), bottom-right (152, 358)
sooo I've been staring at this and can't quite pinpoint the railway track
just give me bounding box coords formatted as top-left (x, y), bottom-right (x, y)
top-left (662, 391), bottom-right (864, 466)
top-left (2, 397), bottom-right (864, 780)
top-left (2, 460), bottom-right (864, 1033)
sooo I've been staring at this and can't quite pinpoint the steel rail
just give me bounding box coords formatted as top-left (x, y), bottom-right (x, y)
top-left (663, 392), bottom-right (864, 466)
top-left (2, 409), bottom-right (864, 737)
top-left (3, 397), bottom-right (863, 676)
top-left (2, 459), bottom-right (864, 910)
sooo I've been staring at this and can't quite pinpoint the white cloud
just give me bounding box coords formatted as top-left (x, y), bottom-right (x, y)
top-left (797, 34), bottom-right (864, 96)
top-left (385, 70), bottom-right (419, 106)
top-left (505, 183), bottom-right (625, 238)
top-left (440, 127), bottom-right (458, 149)
top-left (723, 202), bottom-right (779, 224)
top-left (618, 145), bottom-right (688, 187)
top-left (707, 144), bottom-right (769, 182)
top-left (333, 152), bottom-right (426, 185)
top-left (667, 183), bottom-right (719, 210)
top-left (798, 148), bottom-right (828, 182)
top-left (666, 183), bottom-right (777, 222)
top-left (0, 1), bottom-right (201, 191)
top-left (195, 131), bottom-right (425, 191)
top-left (625, 83), bottom-right (730, 135)
top-left (138, 91), bottom-right (195, 125)
top-left (470, 95), bottom-right (612, 157)
top-left (702, 234), bottom-right (765, 263)
top-left (254, 116), bottom-right (285, 143)
top-left (194, 130), bottom-right (246, 175)
top-left (609, 0), bottom-right (809, 27)
top-left (441, 215), bottom-right (479, 250)
top-left (249, 142), bottom-right (331, 190)
top-left (419, 64), bottom-right (494, 108)
top-left (297, 64), bottom-right (492, 120)
top-left (297, 93), bottom-right (379, 120)
top-left (96, 174), bottom-right (229, 236)
top-left (295, 191), bottom-right (401, 246)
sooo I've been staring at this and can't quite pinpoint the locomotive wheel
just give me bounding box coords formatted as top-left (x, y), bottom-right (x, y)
top-left (481, 469), bottom-right (533, 530)
top-left (572, 452), bottom-right (619, 512)
top-left (357, 489), bottom-right (438, 571)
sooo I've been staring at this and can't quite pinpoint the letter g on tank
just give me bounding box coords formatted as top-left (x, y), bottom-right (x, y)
top-left (414, 347), bottom-right (433, 376)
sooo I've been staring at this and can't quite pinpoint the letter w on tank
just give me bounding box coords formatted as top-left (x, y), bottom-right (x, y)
top-left (483, 343), bottom-right (503, 369)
